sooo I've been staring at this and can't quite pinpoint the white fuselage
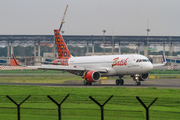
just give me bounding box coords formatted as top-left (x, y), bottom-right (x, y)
top-left (67, 54), bottom-right (153, 76)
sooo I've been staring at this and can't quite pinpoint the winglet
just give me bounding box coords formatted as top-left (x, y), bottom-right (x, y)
top-left (11, 54), bottom-right (20, 66)
top-left (152, 53), bottom-right (167, 67)
top-left (162, 53), bottom-right (167, 64)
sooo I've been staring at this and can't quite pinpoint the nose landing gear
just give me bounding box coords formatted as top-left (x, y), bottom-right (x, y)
top-left (132, 74), bottom-right (141, 86)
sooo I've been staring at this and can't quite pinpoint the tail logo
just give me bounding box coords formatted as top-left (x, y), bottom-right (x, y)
top-left (54, 29), bottom-right (71, 59)
top-left (54, 29), bottom-right (71, 65)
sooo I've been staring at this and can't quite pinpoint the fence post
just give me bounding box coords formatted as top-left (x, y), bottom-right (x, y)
top-left (47, 94), bottom-right (69, 120)
top-left (89, 95), bottom-right (113, 120)
top-left (6, 95), bottom-right (31, 120)
top-left (136, 96), bottom-right (158, 120)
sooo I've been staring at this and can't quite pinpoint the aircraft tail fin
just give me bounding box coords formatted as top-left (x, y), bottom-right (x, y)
top-left (12, 54), bottom-right (21, 66)
top-left (54, 29), bottom-right (71, 59)
top-left (162, 52), bottom-right (167, 64)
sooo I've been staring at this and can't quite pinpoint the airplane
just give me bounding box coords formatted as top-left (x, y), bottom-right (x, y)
top-left (12, 28), bottom-right (166, 86)
top-left (11, 5), bottom-right (167, 86)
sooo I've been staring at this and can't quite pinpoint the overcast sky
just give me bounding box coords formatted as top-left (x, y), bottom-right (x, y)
top-left (0, 0), bottom-right (180, 36)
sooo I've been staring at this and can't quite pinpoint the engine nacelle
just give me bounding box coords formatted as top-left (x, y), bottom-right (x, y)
top-left (84, 71), bottom-right (101, 82)
top-left (139, 73), bottom-right (149, 81)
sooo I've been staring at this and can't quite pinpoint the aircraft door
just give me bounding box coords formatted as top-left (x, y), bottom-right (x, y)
top-left (101, 60), bottom-right (106, 66)
top-left (127, 56), bottom-right (133, 68)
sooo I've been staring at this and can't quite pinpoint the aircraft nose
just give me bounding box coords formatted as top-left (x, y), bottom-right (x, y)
top-left (146, 63), bottom-right (153, 71)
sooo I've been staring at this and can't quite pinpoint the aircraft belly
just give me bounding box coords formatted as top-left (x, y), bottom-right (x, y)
top-left (114, 66), bottom-right (139, 75)
top-left (70, 63), bottom-right (101, 70)
top-left (114, 66), bottom-right (127, 75)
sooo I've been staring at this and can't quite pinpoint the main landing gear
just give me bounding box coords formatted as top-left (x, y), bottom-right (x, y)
top-left (115, 79), bottom-right (124, 85)
top-left (83, 80), bottom-right (92, 85)
top-left (115, 76), bottom-right (124, 85)
top-left (132, 74), bottom-right (141, 86)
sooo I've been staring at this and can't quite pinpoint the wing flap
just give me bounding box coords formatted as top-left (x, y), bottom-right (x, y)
top-left (36, 65), bottom-right (85, 71)
top-left (34, 61), bottom-right (62, 65)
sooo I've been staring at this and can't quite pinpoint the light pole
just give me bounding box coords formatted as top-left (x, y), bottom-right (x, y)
top-left (146, 28), bottom-right (150, 58)
top-left (102, 30), bottom-right (106, 55)
top-left (146, 19), bottom-right (150, 58)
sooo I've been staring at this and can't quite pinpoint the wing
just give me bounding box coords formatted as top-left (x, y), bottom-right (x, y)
top-left (30, 65), bottom-right (108, 73)
top-left (153, 53), bottom-right (167, 68)
top-left (34, 61), bottom-right (62, 65)
top-left (153, 65), bottom-right (180, 70)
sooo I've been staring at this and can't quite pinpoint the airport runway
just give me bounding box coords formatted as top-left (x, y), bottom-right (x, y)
top-left (0, 79), bottom-right (180, 88)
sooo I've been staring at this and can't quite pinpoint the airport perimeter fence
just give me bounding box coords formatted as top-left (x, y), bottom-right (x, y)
top-left (0, 94), bottom-right (180, 120)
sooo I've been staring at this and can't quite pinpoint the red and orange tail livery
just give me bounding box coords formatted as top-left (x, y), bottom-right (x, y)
top-left (54, 29), bottom-right (71, 59)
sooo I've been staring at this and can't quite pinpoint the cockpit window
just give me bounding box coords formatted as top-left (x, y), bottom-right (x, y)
top-left (142, 59), bottom-right (147, 62)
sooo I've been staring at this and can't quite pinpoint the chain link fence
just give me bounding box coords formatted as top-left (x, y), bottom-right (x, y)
top-left (0, 94), bottom-right (180, 120)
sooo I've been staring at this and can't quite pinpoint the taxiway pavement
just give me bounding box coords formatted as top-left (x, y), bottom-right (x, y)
top-left (0, 79), bottom-right (180, 88)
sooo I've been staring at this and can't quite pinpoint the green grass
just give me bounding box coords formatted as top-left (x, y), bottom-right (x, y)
top-left (0, 69), bottom-right (63, 74)
top-left (0, 85), bottom-right (180, 119)
top-left (0, 85), bottom-right (180, 97)
top-left (0, 76), bottom-right (82, 83)
top-left (0, 69), bottom-right (180, 119)
top-left (150, 69), bottom-right (180, 74)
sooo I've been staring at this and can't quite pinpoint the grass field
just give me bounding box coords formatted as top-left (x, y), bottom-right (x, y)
top-left (0, 69), bottom-right (180, 119)
top-left (0, 85), bottom-right (180, 119)
top-left (0, 85), bottom-right (180, 120)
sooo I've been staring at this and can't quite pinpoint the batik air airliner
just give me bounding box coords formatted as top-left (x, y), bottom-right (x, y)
top-left (12, 5), bottom-right (166, 86)
top-left (12, 29), bottom-right (166, 86)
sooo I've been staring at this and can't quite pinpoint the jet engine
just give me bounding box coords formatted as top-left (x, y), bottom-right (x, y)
top-left (139, 73), bottom-right (149, 81)
top-left (84, 71), bottom-right (101, 82)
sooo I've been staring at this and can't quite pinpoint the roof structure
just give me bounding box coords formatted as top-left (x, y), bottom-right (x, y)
top-left (0, 35), bottom-right (180, 46)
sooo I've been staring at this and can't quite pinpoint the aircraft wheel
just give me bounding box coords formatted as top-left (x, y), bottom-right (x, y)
top-left (115, 79), bottom-right (120, 85)
top-left (88, 82), bottom-right (92, 85)
top-left (83, 81), bottom-right (88, 85)
top-left (119, 79), bottom-right (124, 85)
top-left (135, 81), bottom-right (141, 86)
